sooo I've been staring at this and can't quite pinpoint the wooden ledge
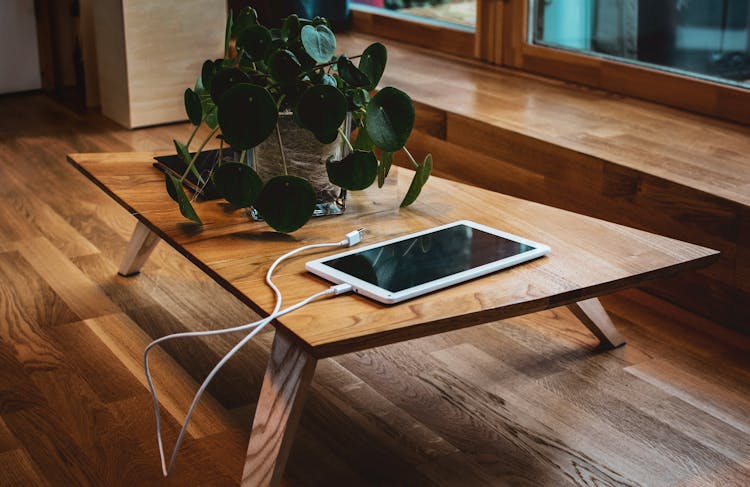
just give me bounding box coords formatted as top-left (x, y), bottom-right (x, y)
top-left (339, 31), bottom-right (750, 208)
top-left (338, 31), bottom-right (750, 333)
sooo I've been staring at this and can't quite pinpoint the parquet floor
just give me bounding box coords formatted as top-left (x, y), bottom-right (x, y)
top-left (0, 93), bottom-right (748, 486)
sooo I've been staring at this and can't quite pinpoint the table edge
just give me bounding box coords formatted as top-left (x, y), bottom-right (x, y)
top-left (67, 153), bottom-right (721, 359)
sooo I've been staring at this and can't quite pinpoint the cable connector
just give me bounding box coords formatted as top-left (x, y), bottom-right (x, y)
top-left (343, 228), bottom-right (366, 247)
top-left (332, 283), bottom-right (354, 295)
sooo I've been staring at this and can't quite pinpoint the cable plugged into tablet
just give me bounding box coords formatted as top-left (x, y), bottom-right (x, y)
top-left (144, 229), bottom-right (365, 477)
top-left (332, 283), bottom-right (354, 295)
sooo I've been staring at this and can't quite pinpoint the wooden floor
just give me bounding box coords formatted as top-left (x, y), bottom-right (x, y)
top-left (0, 93), bottom-right (749, 486)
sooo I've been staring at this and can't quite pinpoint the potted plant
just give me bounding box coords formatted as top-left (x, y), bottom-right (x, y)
top-left (163, 7), bottom-right (432, 233)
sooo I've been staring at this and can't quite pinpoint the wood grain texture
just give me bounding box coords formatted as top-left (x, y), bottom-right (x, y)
top-left (1, 89), bottom-right (748, 487)
top-left (92, 0), bottom-right (226, 127)
top-left (335, 32), bottom-right (750, 333)
top-left (85, 313), bottom-right (235, 439)
top-left (497, 0), bottom-right (750, 125)
top-left (350, 8), bottom-right (474, 59)
top-left (567, 298), bottom-right (626, 349)
top-left (78, 0), bottom-right (100, 108)
top-left (475, 0), bottom-right (503, 62)
top-left (242, 330), bottom-right (316, 487)
top-left (118, 221), bottom-right (160, 276)
top-left (90, 0), bottom-right (130, 127)
top-left (14, 237), bottom-right (120, 320)
top-left (68, 151), bottom-right (718, 358)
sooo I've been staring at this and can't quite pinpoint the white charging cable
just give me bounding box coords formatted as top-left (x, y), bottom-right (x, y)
top-left (144, 228), bottom-right (365, 476)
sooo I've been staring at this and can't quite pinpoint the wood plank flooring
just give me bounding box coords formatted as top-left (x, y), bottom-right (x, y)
top-left (0, 93), bottom-right (748, 486)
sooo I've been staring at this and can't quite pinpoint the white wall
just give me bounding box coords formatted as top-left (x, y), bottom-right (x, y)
top-left (0, 0), bottom-right (42, 94)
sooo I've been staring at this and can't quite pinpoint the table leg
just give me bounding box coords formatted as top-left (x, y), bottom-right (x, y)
top-left (567, 298), bottom-right (626, 349)
top-left (118, 221), bottom-right (160, 277)
top-left (241, 329), bottom-right (317, 487)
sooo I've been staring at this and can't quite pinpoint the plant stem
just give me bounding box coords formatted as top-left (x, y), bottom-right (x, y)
top-left (276, 94), bottom-right (286, 110)
top-left (315, 54), bottom-right (362, 70)
top-left (275, 125), bottom-right (288, 176)
top-left (217, 138), bottom-right (224, 167)
top-left (338, 127), bottom-right (354, 153)
top-left (187, 105), bottom-right (216, 148)
top-left (403, 146), bottom-right (419, 169)
top-left (181, 125), bottom-right (220, 181)
top-left (185, 122), bottom-right (201, 148)
top-left (191, 156), bottom-right (219, 203)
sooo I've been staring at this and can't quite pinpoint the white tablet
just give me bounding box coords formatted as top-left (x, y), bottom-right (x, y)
top-left (305, 220), bottom-right (550, 304)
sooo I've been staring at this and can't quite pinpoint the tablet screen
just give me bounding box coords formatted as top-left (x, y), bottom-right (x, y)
top-left (323, 224), bottom-right (534, 292)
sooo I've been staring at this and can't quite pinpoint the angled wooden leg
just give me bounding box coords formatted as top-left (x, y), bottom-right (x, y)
top-left (118, 221), bottom-right (160, 277)
top-left (567, 297), bottom-right (626, 349)
top-left (242, 329), bottom-right (317, 487)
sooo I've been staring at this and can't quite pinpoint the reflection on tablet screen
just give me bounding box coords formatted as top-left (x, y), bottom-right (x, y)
top-left (324, 224), bottom-right (533, 292)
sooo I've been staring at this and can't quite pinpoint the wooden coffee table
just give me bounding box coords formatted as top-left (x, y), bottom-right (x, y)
top-left (68, 152), bottom-right (718, 486)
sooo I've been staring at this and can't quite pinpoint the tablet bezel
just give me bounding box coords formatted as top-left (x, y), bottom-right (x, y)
top-left (305, 220), bottom-right (551, 304)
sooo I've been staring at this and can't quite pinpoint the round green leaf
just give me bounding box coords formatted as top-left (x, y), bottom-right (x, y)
top-left (365, 87), bottom-right (415, 152)
top-left (210, 68), bottom-right (251, 104)
top-left (184, 88), bottom-right (202, 125)
top-left (236, 25), bottom-right (272, 61)
top-left (326, 150), bottom-right (378, 191)
top-left (352, 124), bottom-right (374, 151)
top-left (281, 14), bottom-right (300, 42)
top-left (312, 130), bottom-right (338, 144)
top-left (400, 153), bottom-right (432, 207)
top-left (377, 150), bottom-right (392, 187)
top-left (224, 10), bottom-right (233, 57)
top-left (201, 60), bottom-right (217, 92)
top-left (268, 50), bottom-right (302, 84)
top-left (194, 75), bottom-right (206, 96)
top-left (291, 45), bottom-right (317, 70)
top-left (165, 173), bottom-right (202, 223)
top-left (320, 73), bottom-right (337, 87)
top-left (296, 85), bottom-right (347, 135)
top-left (359, 42), bottom-right (387, 90)
top-left (300, 24), bottom-right (336, 63)
top-left (233, 6), bottom-right (258, 37)
top-left (254, 176), bottom-right (316, 233)
top-left (217, 83), bottom-right (278, 149)
top-left (337, 55), bottom-right (370, 88)
top-left (213, 162), bottom-right (263, 208)
top-left (205, 107), bottom-right (218, 129)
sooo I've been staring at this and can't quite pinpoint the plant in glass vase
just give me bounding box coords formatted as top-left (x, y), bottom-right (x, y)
top-left (165, 7), bottom-right (432, 233)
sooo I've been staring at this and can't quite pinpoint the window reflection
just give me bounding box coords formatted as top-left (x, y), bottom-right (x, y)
top-left (351, 0), bottom-right (476, 30)
top-left (533, 0), bottom-right (750, 87)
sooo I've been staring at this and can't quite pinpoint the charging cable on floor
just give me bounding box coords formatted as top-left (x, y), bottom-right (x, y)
top-left (144, 228), bottom-right (365, 477)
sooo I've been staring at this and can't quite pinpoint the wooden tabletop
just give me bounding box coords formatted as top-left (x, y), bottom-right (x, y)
top-left (68, 152), bottom-right (719, 358)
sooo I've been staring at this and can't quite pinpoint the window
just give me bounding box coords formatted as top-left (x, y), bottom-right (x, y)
top-left (349, 0), bottom-right (750, 123)
top-left (350, 0), bottom-right (476, 57)
top-left (501, 0), bottom-right (749, 124)
top-left (532, 0), bottom-right (750, 89)
top-left (351, 0), bottom-right (476, 30)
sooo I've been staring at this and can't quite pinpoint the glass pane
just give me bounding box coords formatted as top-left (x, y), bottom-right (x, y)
top-left (351, 0), bottom-right (476, 30)
top-left (532, 0), bottom-right (750, 88)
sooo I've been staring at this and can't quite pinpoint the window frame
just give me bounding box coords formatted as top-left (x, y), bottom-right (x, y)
top-left (499, 0), bottom-right (750, 125)
top-left (349, 0), bottom-right (749, 125)
top-left (349, 3), bottom-right (476, 58)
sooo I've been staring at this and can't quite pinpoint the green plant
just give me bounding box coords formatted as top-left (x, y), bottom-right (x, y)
top-left (167, 8), bottom-right (432, 233)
